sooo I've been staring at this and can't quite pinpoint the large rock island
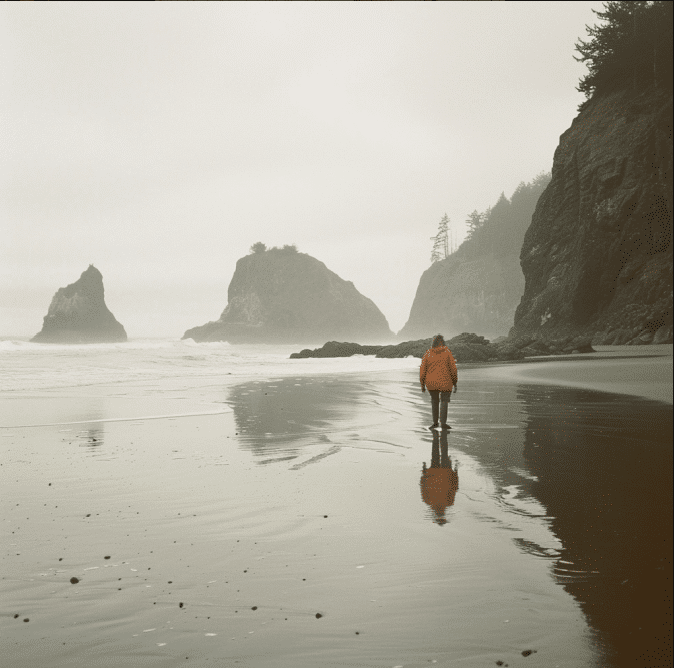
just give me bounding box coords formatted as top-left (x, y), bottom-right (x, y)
top-left (511, 84), bottom-right (673, 346)
top-left (183, 245), bottom-right (393, 344)
top-left (32, 265), bottom-right (127, 344)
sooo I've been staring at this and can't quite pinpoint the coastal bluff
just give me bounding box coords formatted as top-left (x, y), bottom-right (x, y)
top-left (398, 176), bottom-right (550, 342)
top-left (31, 265), bottom-right (127, 344)
top-left (511, 86), bottom-right (673, 346)
top-left (183, 247), bottom-right (393, 344)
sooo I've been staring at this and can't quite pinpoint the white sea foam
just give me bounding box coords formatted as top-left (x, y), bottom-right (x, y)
top-left (0, 338), bottom-right (418, 392)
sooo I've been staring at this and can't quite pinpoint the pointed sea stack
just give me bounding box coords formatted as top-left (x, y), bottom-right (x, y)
top-left (31, 265), bottom-right (127, 343)
top-left (183, 246), bottom-right (393, 344)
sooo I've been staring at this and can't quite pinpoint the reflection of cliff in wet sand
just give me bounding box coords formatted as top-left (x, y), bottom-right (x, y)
top-left (420, 429), bottom-right (459, 525)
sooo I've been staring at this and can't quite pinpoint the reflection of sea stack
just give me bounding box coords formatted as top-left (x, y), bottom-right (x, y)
top-left (31, 265), bottom-right (127, 343)
top-left (183, 246), bottom-right (393, 344)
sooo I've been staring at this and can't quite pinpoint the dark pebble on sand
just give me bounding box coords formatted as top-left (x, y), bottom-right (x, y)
top-left (179, 602), bottom-right (184, 608)
top-left (252, 606), bottom-right (257, 610)
top-left (521, 650), bottom-right (536, 657)
top-left (14, 614), bottom-right (19, 619)
top-left (315, 613), bottom-right (323, 619)
top-left (59, 558), bottom-right (63, 561)
top-left (23, 618), bottom-right (29, 622)
top-left (104, 556), bottom-right (110, 559)
top-left (70, 577), bottom-right (79, 584)
top-left (496, 662), bottom-right (503, 666)
top-left (324, 515), bottom-right (328, 518)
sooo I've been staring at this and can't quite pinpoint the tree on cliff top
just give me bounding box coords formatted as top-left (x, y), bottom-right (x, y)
top-left (250, 242), bottom-right (267, 254)
top-left (460, 173), bottom-right (551, 259)
top-left (575, 1), bottom-right (673, 106)
top-left (430, 214), bottom-right (450, 263)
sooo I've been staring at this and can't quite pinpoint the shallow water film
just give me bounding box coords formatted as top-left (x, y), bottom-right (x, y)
top-left (1, 363), bottom-right (671, 667)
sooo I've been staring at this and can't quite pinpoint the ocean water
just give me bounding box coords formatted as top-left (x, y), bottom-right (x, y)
top-left (0, 337), bottom-right (419, 403)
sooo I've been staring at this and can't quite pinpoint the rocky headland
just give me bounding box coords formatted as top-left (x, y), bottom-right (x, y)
top-left (31, 265), bottom-right (127, 344)
top-left (290, 331), bottom-right (594, 362)
top-left (183, 246), bottom-right (393, 344)
top-left (398, 176), bottom-right (550, 341)
top-left (511, 85), bottom-right (673, 346)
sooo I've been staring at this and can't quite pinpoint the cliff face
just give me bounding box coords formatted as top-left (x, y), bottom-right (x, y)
top-left (32, 265), bottom-right (127, 343)
top-left (511, 87), bottom-right (673, 345)
top-left (399, 177), bottom-right (549, 341)
top-left (183, 249), bottom-right (393, 344)
top-left (398, 253), bottom-right (524, 341)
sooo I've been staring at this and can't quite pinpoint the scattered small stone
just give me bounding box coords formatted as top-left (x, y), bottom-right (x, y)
top-left (496, 662), bottom-right (504, 666)
top-left (355, 631), bottom-right (360, 635)
top-left (23, 618), bottom-right (29, 623)
top-left (324, 515), bottom-right (328, 518)
top-left (522, 650), bottom-right (536, 657)
top-left (168, 581), bottom-right (172, 584)
top-left (70, 577), bottom-right (79, 584)
top-left (59, 558), bottom-right (63, 561)
top-left (14, 614), bottom-right (19, 619)
top-left (179, 602), bottom-right (184, 608)
top-left (252, 606), bottom-right (257, 611)
top-left (48, 483), bottom-right (51, 486)
top-left (85, 514), bottom-right (90, 517)
top-left (315, 613), bottom-right (323, 619)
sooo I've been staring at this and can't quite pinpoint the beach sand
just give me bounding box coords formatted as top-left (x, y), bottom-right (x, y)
top-left (1, 348), bottom-right (671, 667)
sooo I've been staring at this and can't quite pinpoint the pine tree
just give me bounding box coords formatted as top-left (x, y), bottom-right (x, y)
top-left (465, 210), bottom-right (485, 240)
top-left (575, 1), bottom-right (673, 105)
top-left (430, 214), bottom-right (450, 263)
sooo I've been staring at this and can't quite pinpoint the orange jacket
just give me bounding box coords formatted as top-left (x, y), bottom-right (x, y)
top-left (420, 345), bottom-right (458, 391)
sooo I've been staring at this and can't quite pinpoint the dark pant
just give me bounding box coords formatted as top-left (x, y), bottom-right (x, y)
top-left (429, 389), bottom-right (451, 424)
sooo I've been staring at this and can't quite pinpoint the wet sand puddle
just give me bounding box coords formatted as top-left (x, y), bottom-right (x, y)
top-left (1, 369), bottom-right (671, 667)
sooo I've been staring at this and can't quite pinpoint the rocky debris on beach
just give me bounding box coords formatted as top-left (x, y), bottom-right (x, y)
top-left (510, 84), bottom-right (672, 346)
top-left (289, 331), bottom-right (595, 361)
top-left (31, 265), bottom-right (127, 344)
top-left (182, 246), bottom-right (393, 344)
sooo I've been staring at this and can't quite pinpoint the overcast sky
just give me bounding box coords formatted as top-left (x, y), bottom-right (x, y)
top-left (1, 1), bottom-right (605, 338)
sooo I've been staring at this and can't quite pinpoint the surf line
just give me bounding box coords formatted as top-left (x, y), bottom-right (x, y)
top-left (1, 409), bottom-right (231, 429)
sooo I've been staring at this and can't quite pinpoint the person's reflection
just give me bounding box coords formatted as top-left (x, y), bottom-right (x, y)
top-left (420, 429), bottom-right (459, 525)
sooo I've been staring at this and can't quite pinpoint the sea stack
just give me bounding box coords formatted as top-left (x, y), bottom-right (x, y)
top-left (31, 265), bottom-right (127, 343)
top-left (511, 86), bottom-right (673, 345)
top-left (183, 245), bottom-right (393, 344)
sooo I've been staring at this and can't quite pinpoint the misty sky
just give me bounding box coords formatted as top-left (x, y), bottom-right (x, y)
top-left (1, 1), bottom-right (605, 338)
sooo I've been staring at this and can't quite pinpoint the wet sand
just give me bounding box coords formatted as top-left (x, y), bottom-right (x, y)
top-left (1, 351), bottom-right (672, 667)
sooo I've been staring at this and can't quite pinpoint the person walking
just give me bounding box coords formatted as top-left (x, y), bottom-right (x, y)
top-left (420, 334), bottom-right (458, 429)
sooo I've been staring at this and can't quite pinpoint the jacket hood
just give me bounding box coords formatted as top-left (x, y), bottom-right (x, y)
top-left (428, 345), bottom-right (449, 355)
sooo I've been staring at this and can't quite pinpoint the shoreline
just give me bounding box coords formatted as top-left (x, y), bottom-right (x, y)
top-left (1, 352), bottom-right (671, 667)
top-left (458, 344), bottom-right (673, 405)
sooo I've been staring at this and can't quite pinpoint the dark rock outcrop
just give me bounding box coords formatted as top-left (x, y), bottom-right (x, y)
top-left (290, 331), bottom-right (594, 362)
top-left (511, 86), bottom-right (673, 345)
top-left (183, 248), bottom-right (393, 344)
top-left (31, 265), bottom-right (127, 343)
top-left (398, 177), bottom-right (550, 341)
